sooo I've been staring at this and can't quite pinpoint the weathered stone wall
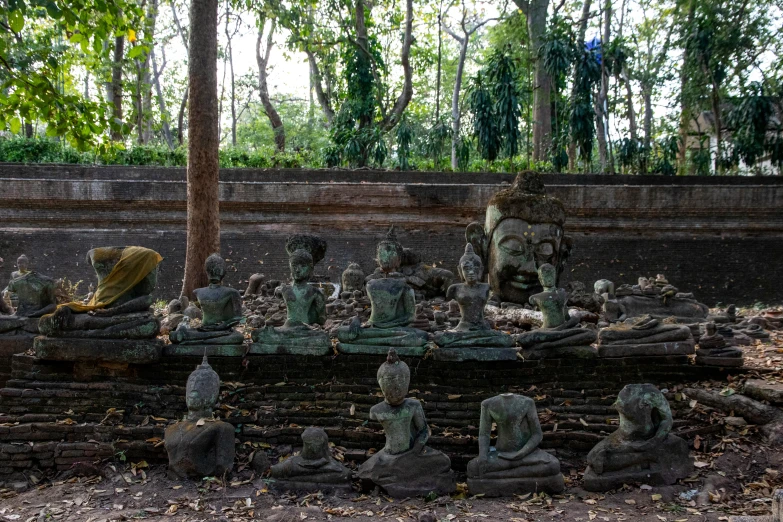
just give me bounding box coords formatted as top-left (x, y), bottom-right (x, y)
top-left (1, 164), bottom-right (782, 305)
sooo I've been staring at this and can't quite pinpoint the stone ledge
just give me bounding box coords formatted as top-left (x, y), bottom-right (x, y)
top-left (163, 344), bottom-right (246, 357)
top-left (431, 346), bottom-right (519, 362)
top-left (336, 343), bottom-right (429, 357)
top-left (521, 345), bottom-right (598, 360)
top-left (0, 336), bottom-right (34, 357)
top-left (34, 337), bottom-right (163, 364)
top-left (249, 342), bottom-right (332, 357)
top-left (467, 473), bottom-right (565, 496)
top-left (597, 340), bottom-right (695, 358)
top-left (695, 355), bottom-right (744, 367)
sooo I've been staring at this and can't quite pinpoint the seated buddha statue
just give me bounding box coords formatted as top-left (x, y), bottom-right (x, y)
top-left (358, 349), bottom-right (455, 497)
top-left (597, 314), bottom-right (695, 357)
top-left (434, 244), bottom-right (514, 348)
top-left (38, 246), bottom-right (162, 339)
top-left (170, 254), bottom-right (244, 346)
top-left (270, 427), bottom-right (351, 492)
top-left (467, 393), bottom-right (564, 496)
top-left (515, 263), bottom-right (597, 359)
top-left (584, 384), bottom-right (692, 491)
top-left (695, 322), bottom-right (743, 366)
top-left (336, 227), bottom-right (429, 354)
top-left (251, 248), bottom-right (330, 355)
top-left (0, 255), bottom-right (57, 337)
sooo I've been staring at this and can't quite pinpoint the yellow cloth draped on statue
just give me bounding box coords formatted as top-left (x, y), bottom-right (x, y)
top-left (62, 246), bottom-right (163, 313)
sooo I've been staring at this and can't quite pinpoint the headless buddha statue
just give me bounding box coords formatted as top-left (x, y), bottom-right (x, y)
top-left (270, 427), bottom-right (351, 491)
top-left (358, 349), bottom-right (455, 497)
top-left (337, 227), bottom-right (429, 353)
top-left (39, 246), bottom-right (162, 339)
top-left (434, 244), bottom-right (514, 348)
top-left (0, 255), bottom-right (57, 336)
top-left (467, 393), bottom-right (564, 496)
top-left (170, 254), bottom-right (244, 345)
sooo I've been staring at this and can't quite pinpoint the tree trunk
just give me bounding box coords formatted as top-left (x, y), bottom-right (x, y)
top-left (710, 84), bottom-right (723, 174)
top-left (306, 50), bottom-right (335, 125)
top-left (595, 0), bottom-right (611, 172)
top-left (256, 21), bottom-right (285, 152)
top-left (435, 1), bottom-right (443, 123)
top-left (677, 0), bottom-right (695, 174)
top-left (181, 0), bottom-right (220, 299)
top-left (110, 35), bottom-right (125, 142)
top-left (171, 0), bottom-right (189, 146)
top-left (139, 0), bottom-right (158, 144)
top-left (642, 85), bottom-right (652, 174)
top-left (379, 0), bottom-right (414, 131)
top-left (450, 38), bottom-right (468, 171)
top-left (525, 0), bottom-right (553, 162)
top-left (151, 47), bottom-right (175, 150)
top-left (567, 0), bottom-right (592, 171)
top-left (225, 2), bottom-right (236, 147)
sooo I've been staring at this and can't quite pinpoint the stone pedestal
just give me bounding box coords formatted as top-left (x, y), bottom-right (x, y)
top-left (695, 353), bottom-right (744, 367)
top-left (164, 344), bottom-right (246, 357)
top-left (34, 337), bottom-right (163, 364)
top-left (522, 345), bottom-right (598, 360)
top-left (165, 420), bottom-right (235, 479)
top-left (431, 346), bottom-right (519, 362)
top-left (467, 474), bottom-right (565, 497)
top-left (0, 335), bottom-right (35, 356)
top-left (337, 343), bottom-right (429, 357)
top-left (598, 339), bottom-right (694, 358)
top-left (250, 342), bottom-right (331, 356)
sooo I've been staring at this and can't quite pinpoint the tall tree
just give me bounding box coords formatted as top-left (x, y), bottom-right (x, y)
top-left (256, 16), bottom-right (285, 151)
top-left (181, 0), bottom-right (220, 298)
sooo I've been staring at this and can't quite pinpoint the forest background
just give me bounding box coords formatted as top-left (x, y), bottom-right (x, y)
top-left (0, 0), bottom-right (782, 175)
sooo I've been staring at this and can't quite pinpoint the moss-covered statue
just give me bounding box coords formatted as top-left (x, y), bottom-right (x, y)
top-left (466, 171), bottom-right (572, 306)
top-left (583, 383), bottom-right (692, 491)
top-left (39, 246), bottom-right (162, 339)
top-left (170, 254), bottom-right (244, 346)
top-left (434, 244), bottom-right (514, 348)
top-left (358, 349), bottom-right (455, 497)
top-left (0, 254), bottom-right (56, 338)
top-left (251, 247), bottom-right (330, 355)
top-left (337, 227), bottom-right (429, 355)
top-left (270, 427), bottom-right (351, 492)
top-left (467, 393), bottom-right (564, 496)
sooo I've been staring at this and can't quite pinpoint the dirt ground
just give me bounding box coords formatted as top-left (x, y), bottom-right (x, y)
top-left (0, 313), bottom-right (780, 522)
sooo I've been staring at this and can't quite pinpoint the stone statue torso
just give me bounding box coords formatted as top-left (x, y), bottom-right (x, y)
top-left (194, 285), bottom-right (241, 327)
top-left (7, 272), bottom-right (54, 317)
top-left (282, 283), bottom-right (324, 326)
top-left (370, 398), bottom-right (421, 454)
top-left (450, 283), bottom-right (490, 330)
top-left (530, 288), bottom-right (568, 328)
top-left (367, 276), bottom-right (414, 329)
top-left (485, 395), bottom-right (533, 453)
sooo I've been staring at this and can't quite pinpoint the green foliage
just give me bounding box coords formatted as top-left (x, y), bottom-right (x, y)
top-left (396, 114), bottom-right (413, 171)
top-left (726, 82), bottom-right (775, 168)
top-left (466, 71), bottom-right (501, 162)
top-left (487, 48), bottom-right (522, 159)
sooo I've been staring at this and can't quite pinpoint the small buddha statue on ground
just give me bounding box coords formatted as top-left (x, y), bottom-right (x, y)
top-left (38, 246), bottom-right (162, 339)
top-left (337, 227), bottom-right (430, 355)
top-left (341, 262), bottom-right (366, 296)
top-left (515, 263), bottom-right (597, 359)
top-left (0, 255), bottom-right (56, 337)
top-left (584, 383), bottom-right (692, 491)
top-left (696, 322), bottom-right (744, 367)
top-left (358, 349), bottom-right (455, 498)
top-left (270, 427), bottom-right (351, 492)
top-left (597, 314), bottom-right (695, 357)
top-left (467, 393), bottom-right (564, 496)
top-left (434, 244), bottom-right (515, 348)
top-left (251, 248), bottom-right (330, 355)
top-left (165, 355), bottom-right (236, 479)
top-left (170, 254), bottom-right (244, 347)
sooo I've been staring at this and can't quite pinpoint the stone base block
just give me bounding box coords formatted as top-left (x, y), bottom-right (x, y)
top-left (164, 344), bottom-right (247, 357)
top-left (744, 379), bottom-right (783, 406)
top-left (467, 473), bottom-right (565, 497)
top-left (522, 345), bottom-right (598, 360)
top-left (270, 479), bottom-right (352, 493)
top-left (34, 337), bottom-right (163, 364)
top-left (598, 340), bottom-right (694, 358)
top-left (250, 342), bottom-right (332, 356)
top-left (583, 466), bottom-right (686, 492)
top-left (695, 354), bottom-right (744, 367)
top-left (431, 346), bottom-right (519, 362)
top-left (337, 343), bottom-right (428, 357)
top-left (0, 335), bottom-right (35, 357)
top-left (363, 471), bottom-right (456, 498)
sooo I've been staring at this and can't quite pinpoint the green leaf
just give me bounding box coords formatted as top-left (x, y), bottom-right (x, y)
top-left (9, 117), bottom-right (21, 134)
top-left (45, 125), bottom-right (58, 137)
top-left (127, 45), bottom-right (146, 60)
top-left (8, 9), bottom-right (24, 33)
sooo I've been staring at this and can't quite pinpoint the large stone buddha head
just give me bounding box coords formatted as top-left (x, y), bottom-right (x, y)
top-left (466, 171), bottom-right (572, 305)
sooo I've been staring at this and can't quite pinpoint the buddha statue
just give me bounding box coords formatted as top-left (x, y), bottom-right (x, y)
top-left (165, 355), bottom-right (236, 479)
top-left (270, 427), bottom-right (351, 492)
top-left (0, 255), bottom-right (56, 337)
top-left (433, 244), bottom-right (515, 349)
top-left (696, 322), bottom-right (744, 367)
top-left (597, 314), bottom-right (695, 357)
top-left (466, 171), bottom-right (572, 306)
top-left (584, 384), bottom-right (692, 491)
top-left (358, 349), bottom-right (455, 497)
top-left (38, 246), bottom-right (162, 339)
top-left (467, 393), bottom-right (564, 496)
top-left (341, 262), bottom-right (366, 295)
top-left (337, 227), bottom-right (430, 355)
top-left (251, 248), bottom-right (330, 355)
top-left (515, 264), bottom-right (597, 359)
top-left (169, 254), bottom-right (244, 347)
top-left (600, 276), bottom-right (708, 324)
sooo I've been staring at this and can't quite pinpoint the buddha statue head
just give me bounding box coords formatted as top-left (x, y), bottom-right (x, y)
top-left (377, 348), bottom-right (410, 406)
top-left (614, 384), bottom-right (671, 441)
top-left (341, 262), bottom-right (365, 293)
top-left (289, 249), bottom-right (314, 284)
top-left (185, 355), bottom-right (221, 421)
top-left (377, 227), bottom-right (404, 275)
top-left (299, 427), bottom-right (331, 461)
top-left (15, 255), bottom-right (29, 275)
top-left (466, 171), bottom-right (572, 304)
top-left (205, 253), bottom-right (227, 285)
top-left (705, 321), bottom-right (717, 337)
top-left (537, 263), bottom-right (557, 291)
top-left (458, 244), bottom-right (483, 286)
top-left (285, 234), bottom-right (327, 266)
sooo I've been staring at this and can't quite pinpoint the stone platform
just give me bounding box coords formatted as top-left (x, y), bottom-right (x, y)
top-left (0, 335), bottom-right (35, 387)
top-left (430, 346), bottom-right (519, 362)
top-left (34, 337), bottom-right (163, 364)
top-left (598, 339), bottom-right (695, 358)
top-left (250, 342), bottom-right (332, 356)
top-left (164, 343), bottom-right (247, 357)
